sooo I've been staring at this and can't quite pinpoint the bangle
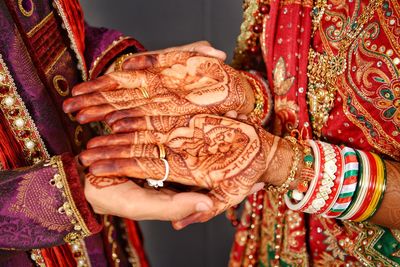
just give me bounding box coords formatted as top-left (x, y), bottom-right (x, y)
top-left (339, 150), bottom-right (369, 220)
top-left (285, 140), bottom-right (322, 211)
top-left (355, 153), bottom-right (386, 221)
top-left (316, 144), bottom-right (344, 215)
top-left (303, 142), bottom-right (340, 214)
top-left (266, 136), bottom-right (301, 194)
top-left (323, 146), bottom-right (359, 218)
top-left (240, 72), bottom-right (266, 125)
top-left (350, 151), bottom-right (378, 221)
top-left (114, 53), bottom-right (135, 71)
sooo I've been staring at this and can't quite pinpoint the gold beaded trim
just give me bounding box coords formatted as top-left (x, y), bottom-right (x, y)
top-left (114, 52), bottom-right (135, 71)
top-left (88, 36), bottom-right (132, 79)
top-left (266, 136), bottom-right (301, 193)
top-left (0, 53), bottom-right (49, 164)
top-left (45, 156), bottom-right (91, 267)
top-left (307, 0), bottom-right (383, 137)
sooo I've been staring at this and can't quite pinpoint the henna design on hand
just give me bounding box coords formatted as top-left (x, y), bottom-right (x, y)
top-left (84, 115), bottom-right (283, 223)
top-left (86, 173), bottom-right (128, 189)
top-left (63, 51), bottom-right (256, 124)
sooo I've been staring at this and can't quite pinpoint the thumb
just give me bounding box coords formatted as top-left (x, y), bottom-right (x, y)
top-left (141, 190), bottom-right (214, 221)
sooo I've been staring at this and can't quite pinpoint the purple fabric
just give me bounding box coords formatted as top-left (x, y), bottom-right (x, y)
top-left (0, 0), bottom-right (146, 265)
top-left (0, 1), bottom-right (73, 155)
top-left (84, 24), bottom-right (124, 72)
top-left (0, 162), bottom-right (72, 250)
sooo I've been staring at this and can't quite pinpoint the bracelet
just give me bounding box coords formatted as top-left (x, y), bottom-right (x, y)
top-left (354, 153), bottom-right (386, 221)
top-left (323, 146), bottom-right (359, 218)
top-left (339, 150), bottom-right (369, 220)
top-left (285, 140), bottom-right (322, 210)
top-left (303, 142), bottom-right (339, 214)
top-left (350, 151), bottom-right (378, 221)
top-left (266, 136), bottom-right (301, 194)
top-left (114, 53), bottom-right (135, 71)
top-left (316, 144), bottom-right (344, 215)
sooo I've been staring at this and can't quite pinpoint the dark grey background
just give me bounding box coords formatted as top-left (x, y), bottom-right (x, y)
top-left (80, 1), bottom-right (243, 266)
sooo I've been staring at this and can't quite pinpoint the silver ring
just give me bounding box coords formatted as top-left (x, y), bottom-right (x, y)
top-left (146, 158), bottom-right (169, 188)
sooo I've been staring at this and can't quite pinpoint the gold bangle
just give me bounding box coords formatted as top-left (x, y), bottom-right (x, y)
top-left (114, 53), bottom-right (135, 71)
top-left (241, 72), bottom-right (264, 124)
top-left (266, 136), bottom-right (301, 194)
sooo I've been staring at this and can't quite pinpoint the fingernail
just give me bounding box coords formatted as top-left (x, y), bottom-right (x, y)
top-left (196, 202), bottom-right (211, 212)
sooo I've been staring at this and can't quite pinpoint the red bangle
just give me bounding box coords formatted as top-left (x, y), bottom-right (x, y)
top-left (349, 151), bottom-right (377, 221)
top-left (299, 142), bottom-right (326, 212)
top-left (316, 145), bottom-right (344, 215)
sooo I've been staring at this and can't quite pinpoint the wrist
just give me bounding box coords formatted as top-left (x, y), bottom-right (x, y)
top-left (260, 137), bottom-right (306, 189)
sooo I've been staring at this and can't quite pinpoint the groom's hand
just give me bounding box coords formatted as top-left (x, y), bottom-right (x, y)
top-left (84, 173), bottom-right (213, 221)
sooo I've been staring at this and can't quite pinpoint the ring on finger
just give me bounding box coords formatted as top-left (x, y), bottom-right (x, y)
top-left (157, 144), bottom-right (166, 159)
top-left (139, 87), bottom-right (150, 98)
top-left (146, 158), bottom-right (169, 188)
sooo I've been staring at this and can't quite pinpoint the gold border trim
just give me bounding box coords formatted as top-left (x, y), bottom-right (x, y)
top-left (0, 53), bottom-right (50, 163)
top-left (52, 0), bottom-right (87, 81)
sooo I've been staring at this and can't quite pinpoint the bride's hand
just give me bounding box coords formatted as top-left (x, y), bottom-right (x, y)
top-left (79, 114), bottom-right (297, 228)
top-left (62, 50), bottom-right (255, 125)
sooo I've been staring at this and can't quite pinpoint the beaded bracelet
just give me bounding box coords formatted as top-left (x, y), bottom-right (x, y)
top-left (323, 147), bottom-right (359, 218)
top-left (266, 136), bottom-right (301, 194)
top-left (285, 140), bottom-right (323, 211)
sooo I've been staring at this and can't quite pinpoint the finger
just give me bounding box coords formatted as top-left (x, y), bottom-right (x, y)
top-left (70, 75), bottom-right (119, 97)
top-left (89, 157), bottom-right (196, 187)
top-left (108, 115), bottom-right (190, 133)
top-left (75, 104), bottom-right (116, 124)
top-left (121, 51), bottom-right (197, 70)
top-left (224, 110), bottom-right (238, 119)
top-left (79, 144), bottom-right (160, 166)
top-left (173, 181), bottom-right (252, 229)
top-left (136, 189), bottom-right (214, 221)
top-left (107, 101), bottom-right (206, 120)
top-left (69, 70), bottom-right (151, 98)
top-left (192, 46), bottom-right (226, 61)
top-left (89, 158), bottom-right (166, 180)
top-left (248, 182), bottom-right (265, 195)
top-left (87, 131), bottom-right (165, 148)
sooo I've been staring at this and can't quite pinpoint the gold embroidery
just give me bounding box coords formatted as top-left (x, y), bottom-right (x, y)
top-left (52, 75), bottom-right (70, 96)
top-left (27, 12), bottom-right (54, 37)
top-left (45, 47), bottom-right (67, 74)
top-left (74, 125), bottom-right (83, 147)
top-left (18, 0), bottom-right (34, 17)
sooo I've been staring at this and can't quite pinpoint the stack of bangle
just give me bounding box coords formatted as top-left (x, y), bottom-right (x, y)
top-left (285, 140), bottom-right (387, 222)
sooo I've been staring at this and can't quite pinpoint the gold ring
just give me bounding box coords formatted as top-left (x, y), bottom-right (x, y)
top-left (139, 87), bottom-right (150, 98)
top-left (157, 144), bottom-right (166, 159)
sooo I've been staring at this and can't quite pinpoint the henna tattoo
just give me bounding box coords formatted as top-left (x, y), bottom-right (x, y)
top-left (87, 174), bottom-right (128, 189)
top-left (370, 160), bottom-right (400, 229)
top-left (64, 51), bottom-right (256, 124)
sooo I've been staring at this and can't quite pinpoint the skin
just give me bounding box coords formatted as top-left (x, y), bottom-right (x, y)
top-left (65, 42), bottom-right (400, 230)
top-left (79, 114), bottom-right (298, 228)
top-left (63, 51), bottom-right (255, 125)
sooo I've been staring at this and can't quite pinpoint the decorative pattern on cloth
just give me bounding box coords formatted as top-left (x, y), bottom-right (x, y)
top-left (230, 0), bottom-right (400, 266)
top-left (0, 160), bottom-right (73, 250)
